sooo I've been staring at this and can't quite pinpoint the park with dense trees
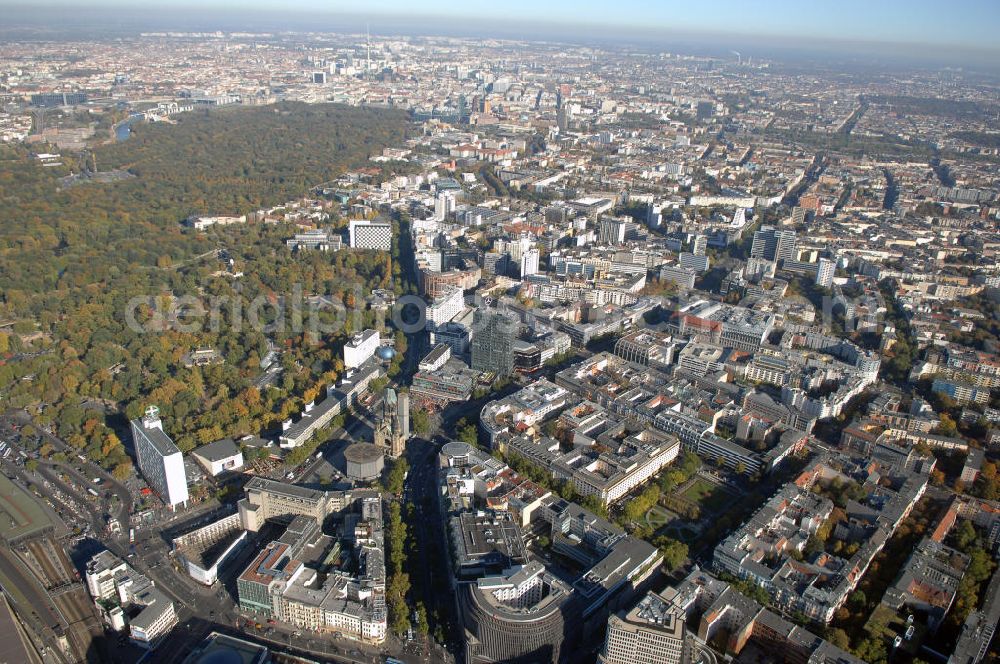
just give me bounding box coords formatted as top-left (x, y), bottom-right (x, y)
top-left (0, 103), bottom-right (409, 469)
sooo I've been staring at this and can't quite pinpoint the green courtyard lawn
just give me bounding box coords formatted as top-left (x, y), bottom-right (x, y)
top-left (645, 505), bottom-right (671, 529)
top-left (680, 477), bottom-right (736, 513)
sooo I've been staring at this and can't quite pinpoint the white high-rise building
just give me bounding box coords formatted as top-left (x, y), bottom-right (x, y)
top-left (678, 252), bottom-right (709, 273)
top-left (343, 329), bottom-right (380, 369)
top-left (434, 191), bottom-right (456, 220)
top-left (599, 217), bottom-right (629, 245)
top-left (519, 249), bottom-right (540, 278)
top-left (131, 406), bottom-right (188, 510)
top-left (427, 286), bottom-right (464, 330)
top-left (815, 257), bottom-right (835, 288)
top-left (506, 236), bottom-right (533, 263)
top-left (85, 550), bottom-right (127, 600)
top-left (349, 219), bottom-right (393, 250)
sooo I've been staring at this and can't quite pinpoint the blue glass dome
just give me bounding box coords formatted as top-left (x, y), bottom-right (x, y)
top-left (377, 346), bottom-right (396, 360)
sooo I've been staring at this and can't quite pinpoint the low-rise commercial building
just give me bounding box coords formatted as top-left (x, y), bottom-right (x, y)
top-left (191, 438), bottom-right (244, 476)
top-left (172, 513), bottom-right (247, 585)
top-left (85, 550), bottom-right (178, 649)
top-left (411, 361), bottom-right (478, 407)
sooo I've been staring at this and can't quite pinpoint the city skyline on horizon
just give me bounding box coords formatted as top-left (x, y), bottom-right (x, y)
top-left (1, 3), bottom-right (1000, 664)
top-left (2, 0), bottom-right (999, 55)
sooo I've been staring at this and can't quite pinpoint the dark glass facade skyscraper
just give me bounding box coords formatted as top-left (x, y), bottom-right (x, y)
top-left (471, 309), bottom-right (517, 378)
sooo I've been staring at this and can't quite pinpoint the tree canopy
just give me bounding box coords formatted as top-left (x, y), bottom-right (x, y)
top-left (0, 103), bottom-right (409, 466)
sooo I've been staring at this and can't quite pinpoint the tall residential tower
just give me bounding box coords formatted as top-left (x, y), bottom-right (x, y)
top-left (131, 406), bottom-right (188, 510)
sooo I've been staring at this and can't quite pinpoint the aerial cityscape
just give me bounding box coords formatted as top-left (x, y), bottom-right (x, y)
top-left (0, 2), bottom-right (999, 664)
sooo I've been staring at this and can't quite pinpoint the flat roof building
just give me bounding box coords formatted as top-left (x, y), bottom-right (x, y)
top-left (280, 358), bottom-right (381, 448)
top-left (182, 632), bottom-right (269, 664)
top-left (237, 541), bottom-right (304, 615)
top-left (84, 550), bottom-right (178, 649)
top-left (0, 473), bottom-right (55, 545)
top-left (550, 429), bottom-right (680, 506)
top-left (599, 588), bottom-right (691, 664)
top-left (191, 438), bottom-right (244, 477)
top-left (344, 329), bottom-right (380, 370)
top-left (235, 491), bottom-right (388, 643)
top-left (411, 359), bottom-right (479, 407)
top-left (238, 477), bottom-right (350, 532)
top-left (172, 513), bottom-right (247, 586)
top-left (345, 443), bottom-right (385, 481)
top-left (349, 218), bottom-right (392, 250)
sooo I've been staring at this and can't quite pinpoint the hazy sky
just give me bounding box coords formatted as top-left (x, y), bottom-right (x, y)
top-left (4, 0), bottom-right (1000, 51)
top-left (352, 0), bottom-right (1000, 47)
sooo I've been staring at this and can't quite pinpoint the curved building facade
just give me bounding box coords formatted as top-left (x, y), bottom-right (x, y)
top-left (345, 443), bottom-right (385, 481)
top-left (461, 562), bottom-right (575, 664)
top-left (440, 441), bottom-right (474, 467)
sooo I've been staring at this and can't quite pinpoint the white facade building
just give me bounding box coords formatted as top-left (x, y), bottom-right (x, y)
top-left (184, 215), bottom-right (245, 231)
top-left (131, 406), bottom-right (188, 509)
top-left (349, 219), bottom-right (393, 250)
top-left (128, 586), bottom-right (179, 649)
top-left (418, 344), bottom-right (452, 372)
top-left (519, 249), bottom-right (540, 278)
top-left (435, 191), bottom-right (456, 220)
top-left (816, 257), bottom-right (835, 288)
top-left (172, 513), bottom-right (248, 585)
top-left (600, 589), bottom-right (688, 664)
top-left (678, 251), bottom-right (709, 273)
top-left (427, 286), bottom-right (464, 330)
top-left (477, 562), bottom-right (547, 609)
top-left (344, 329), bottom-right (380, 369)
top-left (85, 550), bottom-right (178, 649)
top-left (86, 550), bottom-right (127, 600)
top-left (191, 438), bottom-right (244, 476)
